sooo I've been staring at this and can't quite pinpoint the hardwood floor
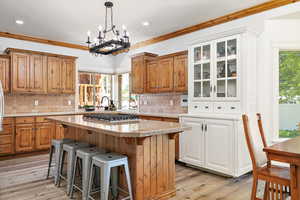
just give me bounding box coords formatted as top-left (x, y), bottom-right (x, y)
top-left (0, 154), bottom-right (257, 200)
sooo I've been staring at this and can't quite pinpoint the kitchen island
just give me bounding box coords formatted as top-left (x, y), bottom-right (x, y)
top-left (47, 115), bottom-right (188, 200)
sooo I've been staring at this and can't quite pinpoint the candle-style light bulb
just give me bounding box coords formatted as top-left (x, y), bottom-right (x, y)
top-left (98, 25), bottom-right (103, 31)
top-left (122, 25), bottom-right (127, 30)
top-left (87, 30), bottom-right (91, 37)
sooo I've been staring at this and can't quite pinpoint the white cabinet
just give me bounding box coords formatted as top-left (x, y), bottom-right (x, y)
top-left (180, 117), bottom-right (205, 166)
top-left (179, 115), bottom-right (251, 177)
top-left (205, 119), bottom-right (234, 175)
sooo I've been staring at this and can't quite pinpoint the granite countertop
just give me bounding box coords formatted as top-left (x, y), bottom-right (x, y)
top-left (47, 115), bottom-right (188, 138)
top-left (4, 110), bottom-right (181, 119)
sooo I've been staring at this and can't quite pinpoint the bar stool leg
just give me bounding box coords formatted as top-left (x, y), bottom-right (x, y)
top-left (70, 155), bottom-right (79, 199)
top-left (101, 165), bottom-right (111, 200)
top-left (82, 157), bottom-right (92, 200)
top-left (57, 150), bottom-right (66, 187)
top-left (88, 162), bottom-right (95, 199)
top-left (124, 164), bottom-right (133, 200)
top-left (54, 145), bottom-right (63, 185)
top-left (47, 145), bottom-right (54, 179)
top-left (67, 151), bottom-right (76, 195)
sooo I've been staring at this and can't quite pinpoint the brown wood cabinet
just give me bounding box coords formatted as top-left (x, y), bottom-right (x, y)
top-left (35, 123), bottom-right (54, 150)
top-left (11, 52), bottom-right (30, 93)
top-left (174, 54), bottom-right (188, 92)
top-left (0, 118), bottom-right (14, 155)
top-left (131, 51), bottom-right (187, 94)
top-left (55, 123), bottom-right (65, 140)
top-left (0, 55), bottom-right (10, 93)
top-left (146, 60), bottom-right (159, 93)
top-left (15, 123), bottom-right (35, 153)
top-left (28, 54), bottom-right (47, 94)
top-left (131, 53), bottom-right (157, 94)
top-left (6, 48), bottom-right (77, 94)
top-left (158, 57), bottom-right (174, 92)
top-left (61, 59), bottom-right (76, 94)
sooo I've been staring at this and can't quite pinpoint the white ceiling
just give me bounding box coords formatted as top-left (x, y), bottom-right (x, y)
top-left (0, 0), bottom-right (270, 45)
top-left (273, 11), bottom-right (300, 19)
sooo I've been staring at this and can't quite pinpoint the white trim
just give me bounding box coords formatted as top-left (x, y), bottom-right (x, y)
top-left (271, 42), bottom-right (300, 141)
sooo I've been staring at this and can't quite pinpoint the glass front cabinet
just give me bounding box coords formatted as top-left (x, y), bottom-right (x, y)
top-left (189, 34), bottom-right (242, 114)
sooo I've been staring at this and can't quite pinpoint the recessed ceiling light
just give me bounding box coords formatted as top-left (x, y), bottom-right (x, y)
top-left (15, 20), bottom-right (24, 25)
top-left (142, 21), bottom-right (150, 26)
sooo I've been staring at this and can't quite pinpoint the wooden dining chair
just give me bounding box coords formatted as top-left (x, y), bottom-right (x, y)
top-left (242, 114), bottom-right (291, 200)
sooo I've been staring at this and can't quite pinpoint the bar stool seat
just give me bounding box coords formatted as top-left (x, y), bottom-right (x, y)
top-left (57, 142), bottom-right (90, 195)
top-left (88, 152), bottom-right (133, 200)
top-left (70, 147), bottom-right (107, 200)
top-left (47, 138), bottom-right (75, 184)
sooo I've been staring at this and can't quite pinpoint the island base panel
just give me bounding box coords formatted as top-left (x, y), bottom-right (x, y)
top-left (64, 127), bottom-right (177, 200)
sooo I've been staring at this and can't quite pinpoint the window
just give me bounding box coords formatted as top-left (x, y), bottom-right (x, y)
top-left (78, 72), bottom-right (112, 108)
top-left (279, 51), bottom-right (300, 138)
top-left (118, 73), bottom-right (137, 110)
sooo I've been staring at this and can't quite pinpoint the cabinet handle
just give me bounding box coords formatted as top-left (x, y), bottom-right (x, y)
top-left (205, 106), bottom-right (209, 109)
top-left (231, 106), bottom-right (236, 110)
top-left (205, 124), bottom-right (207, 132)
top-left (201, 124), bottom-right (204, 131)
top-left (210, 85), bottom-right (212, 92)
top-left (213, 85), bottom-right (216, 93)
top-left (194, 106), bottom-right (198, 109)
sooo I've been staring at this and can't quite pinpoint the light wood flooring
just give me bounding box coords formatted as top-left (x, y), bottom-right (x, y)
top-left (0, 154), bottom-right (257, 200)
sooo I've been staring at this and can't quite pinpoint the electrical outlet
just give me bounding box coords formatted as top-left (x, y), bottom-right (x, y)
top-left (68, 100), bottom-right (72, 105)
top-left (34, 100), bottom-right (39, 106)
top-left (170, 100), bottom-right (174, 106)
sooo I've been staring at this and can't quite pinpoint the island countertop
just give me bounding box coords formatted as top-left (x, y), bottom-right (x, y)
top-left (47, 115), bottom-right (188, 138)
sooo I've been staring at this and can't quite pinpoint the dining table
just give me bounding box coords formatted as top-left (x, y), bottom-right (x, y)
top-left (264, 136), bottom-right (300, 200)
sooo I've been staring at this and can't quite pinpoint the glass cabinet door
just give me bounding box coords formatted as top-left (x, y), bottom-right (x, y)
top-left (192, 43), bottom-right (212, 98)
top-left (215, 36), bottom-right (238, 99)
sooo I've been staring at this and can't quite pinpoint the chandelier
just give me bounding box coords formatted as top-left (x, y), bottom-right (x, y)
top-left (86, 1), bottom-right (130, 55)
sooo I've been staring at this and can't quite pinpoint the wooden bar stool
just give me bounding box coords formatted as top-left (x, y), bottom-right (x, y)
top-left (57, 142), bottom-right (90, 195)
top-left (242, 114), bottom-right (291, 200)
top-left (87, 152), bottom-right (133, 200)
top-left (70, 147), bottom-right (107, 200)
top-left (46, 138), bottom-right (74, 185)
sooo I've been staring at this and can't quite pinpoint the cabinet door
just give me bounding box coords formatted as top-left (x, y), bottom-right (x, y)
top-left (28, 55), bottom-right (47, 94)
top-left (204, 119), bottom-right (234, 175)
top-left (179, 117), bottom-right (205, 167)
top-left (48, 57), bottom-right (62, 93)
top-left (15, 124), bottom-right (35, 152)
top-left (131, 57), bottom-right (145, 94)
top-left (214, 36), bottom-right (239, 100)
top-left (12, 53), bottom-right (30, 93)
top-left (191, 43), bottom-right (213, 99)
top-left (174, 55), bottom-right (188, 92)
top-left (146, 60), bottom-right (159, 93)
top-left (36, 123), bottom-right (54, 150)
top-left (0, 56), bottom-right (10, 93)
top-left (158, 57), bottom-right (174, 92)
top-left (62, 59), bottom-right (76, 94)
top-left (55, 123), bottom-right (65, 140)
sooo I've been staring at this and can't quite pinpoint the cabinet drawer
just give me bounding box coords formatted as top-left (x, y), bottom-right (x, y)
top-left (190, 102), bottom-right (212, 113)
top-left (0, 135), bottom-right (12, 145)
top-left (0, 144), bottom-right (12, 155)
top-left (226, 102), bottom-right (241, 113)
top-left (0, 125), bottom-right (13, 135)
top-left (16, 117), bottom-right (35, 124)
top-left (3, 117), bottom-right (14, 125)
top-left (36, 116), bottom-right (50, 123)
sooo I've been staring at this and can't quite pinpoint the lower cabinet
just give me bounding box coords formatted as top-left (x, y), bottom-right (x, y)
top-left (15, 124), bottom-right (35, 153)
top-left (35, 123), bottom-right (54, 150)
top-left (180, 117), bottom-right (205, 167)
top-left (55, 123), bottom-right (65, 140)
top-left (179, 116), bottom-right (251, 177)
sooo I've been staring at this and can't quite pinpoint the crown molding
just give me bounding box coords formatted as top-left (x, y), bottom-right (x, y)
top-left (0, 32), bottom-right (88, 51)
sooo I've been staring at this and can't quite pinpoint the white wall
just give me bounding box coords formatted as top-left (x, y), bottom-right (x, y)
top-left (114, 2), bottom-right (300, 143)
top-left (0, 37), bottom-right (115, 73)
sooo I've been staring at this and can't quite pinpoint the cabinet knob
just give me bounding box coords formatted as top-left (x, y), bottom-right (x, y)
top-left (194, 106), bottom-right (198, 108)
top-left (205, 106), bottom-right (209, 109)
top-left (231, 106), bottom-right (236, 110)
top-left (217, 106), bottom-right (222, 109)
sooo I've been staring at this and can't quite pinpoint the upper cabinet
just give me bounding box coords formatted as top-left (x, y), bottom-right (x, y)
top-left (191, 35), bottom-right (239, 101)
top-left (0, 55), bottom-right (10, 93)
top-left (131, 51), bottom-right (188, 94)
top-left (6, 48), bottom-right (77, 94)
top-left (131, 53), bottom-right (157, 94)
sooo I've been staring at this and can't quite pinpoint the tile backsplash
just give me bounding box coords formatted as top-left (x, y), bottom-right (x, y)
top-left (138, 93), bottom-right (188, 114)
top-left (4, 94), bottom-right (75, 114)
